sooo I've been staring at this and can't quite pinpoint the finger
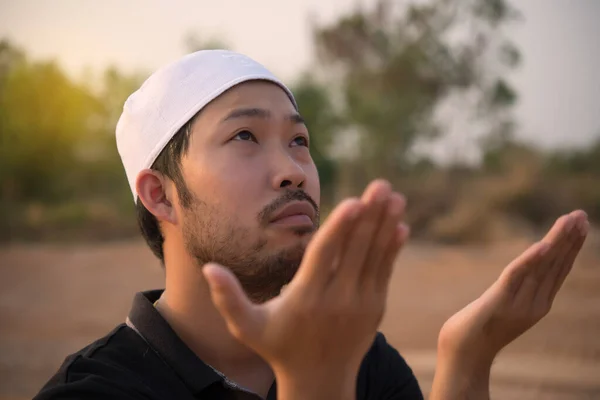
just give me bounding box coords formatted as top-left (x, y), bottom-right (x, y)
top-left (203, 263), bottom-right (263, 342)
top-left (534, 214), bottom-right (575, 280)
top-left (500, 241), bottom-right (550, 297)
top-left (294, 198), bottom-right (364, 290)
top-left (547, 216), bottom-right (589, 302)
top-left (541, 214), bottom-right (575, 243)
top-left (533, 211), bottom-right (586, 304)
top-left (376, 222), bottom-right (410, 291)
top-left (504, 212), bottom-right (574, 289)
top-left (511, 213), bottom-right (576, 306)
top-left (540, 211), bottom-right (586, 283)
top-left (361, 192), bottom-right (406, 287)
top-left (334, 180), bottom-right (391, 290)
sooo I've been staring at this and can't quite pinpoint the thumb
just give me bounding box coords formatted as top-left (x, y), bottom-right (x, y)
top-left (202, 263), bottom-right (262, 342)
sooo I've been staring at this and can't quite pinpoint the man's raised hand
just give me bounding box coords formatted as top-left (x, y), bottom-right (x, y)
top-left (431, 210), bottom-right (590, 400)
top-left (202, 180), bottom-right (409, 399)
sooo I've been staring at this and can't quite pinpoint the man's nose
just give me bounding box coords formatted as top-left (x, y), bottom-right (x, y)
top-left (271, 152), bottom-right (307, 190)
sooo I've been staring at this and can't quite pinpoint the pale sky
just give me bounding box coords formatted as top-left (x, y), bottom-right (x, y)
top-left (1, 0), bottom-right (599, 153)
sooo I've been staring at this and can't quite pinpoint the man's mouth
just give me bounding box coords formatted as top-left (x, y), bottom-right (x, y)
top-left (269, 201), bottom-right (316, 227)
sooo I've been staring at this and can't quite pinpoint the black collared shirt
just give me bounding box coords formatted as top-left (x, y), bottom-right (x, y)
top-left (34, 290), bottom-right (424, 399)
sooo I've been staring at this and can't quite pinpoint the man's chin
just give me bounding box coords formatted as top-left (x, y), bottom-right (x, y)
top-left (263, 226), bottom-right (315, 254)
top-left (238, 248), bottom-right (304, 303)
top-left (276, 232), bottom-right (313, 255)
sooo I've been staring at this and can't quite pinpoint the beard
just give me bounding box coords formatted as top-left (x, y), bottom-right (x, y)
top-left (181, 189), bottom-right (319, 303)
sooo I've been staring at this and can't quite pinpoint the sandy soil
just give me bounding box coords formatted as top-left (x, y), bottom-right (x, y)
top-left (1, 235), bottom-right (599, 399)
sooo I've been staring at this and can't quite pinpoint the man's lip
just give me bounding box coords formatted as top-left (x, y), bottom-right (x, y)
top-left (270, 201), bottom-right (316, 224)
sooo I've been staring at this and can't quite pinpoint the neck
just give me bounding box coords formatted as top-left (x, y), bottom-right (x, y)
top-left (158, 238), bottom-right (274, 397)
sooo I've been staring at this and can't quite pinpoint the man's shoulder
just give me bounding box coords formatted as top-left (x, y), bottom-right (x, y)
top-left (34, 324), bottom-right (175, 400)
top-left (356, 331), bottom-right (424, 400)
top-left (360, 331), bottom-right (414, 376)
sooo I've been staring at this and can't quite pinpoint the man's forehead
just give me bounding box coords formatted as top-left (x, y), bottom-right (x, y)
top-left (186, 81), bottom-right (301, 140)
top-left (208, 80), bottom-right (296, 114)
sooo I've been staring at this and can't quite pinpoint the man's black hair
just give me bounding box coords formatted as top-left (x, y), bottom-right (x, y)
top-left (135, 114), bottom-right (198, 264)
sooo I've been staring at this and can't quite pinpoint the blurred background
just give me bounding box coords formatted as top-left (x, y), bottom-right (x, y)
top-left (0, 0), bottom-right (599, 399)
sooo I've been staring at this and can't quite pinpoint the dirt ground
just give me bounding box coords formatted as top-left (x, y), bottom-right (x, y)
top-left (1, 235), bottom-right (599, 399)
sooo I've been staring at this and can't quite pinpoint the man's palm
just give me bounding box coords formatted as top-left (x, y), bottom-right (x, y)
top-left (438, 210), bottom-right (589, 365)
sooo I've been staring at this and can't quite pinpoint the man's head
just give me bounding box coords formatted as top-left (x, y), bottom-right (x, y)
top-left (116, 51), bottom-right (320, 302)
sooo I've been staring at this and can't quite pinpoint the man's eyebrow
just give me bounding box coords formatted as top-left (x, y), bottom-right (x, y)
top-left (288, 113), bottom-right (305, 125)
top-left (221, 108), bottom-right (270, 123)
top-left (220, 107), bottom-right (306, 125)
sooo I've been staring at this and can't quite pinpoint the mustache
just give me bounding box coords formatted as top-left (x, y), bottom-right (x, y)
top-left (259, 190), bottom-right (320, 225)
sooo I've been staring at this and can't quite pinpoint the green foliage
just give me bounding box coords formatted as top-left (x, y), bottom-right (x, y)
top-left (0, 45), bottom-right (101, 203)
top-left (0, 40), bottom-right (142, 240)
top-left (312, 0), bottom-right (522, 182)
top-left (490, 78), bottom-right (517, 107)
top-left (544, 136), bottom-right (600, 176)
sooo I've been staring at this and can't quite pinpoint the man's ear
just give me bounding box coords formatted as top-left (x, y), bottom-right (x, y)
top-left (136, 169), bottom-right (178, 225)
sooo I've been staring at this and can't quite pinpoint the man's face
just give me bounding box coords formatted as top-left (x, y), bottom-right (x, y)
top-left (177, 81), bottom-right (320, 302)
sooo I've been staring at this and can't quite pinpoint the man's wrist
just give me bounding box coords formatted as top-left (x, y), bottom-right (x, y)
top-left (439, 346), bottom-right (496, 372)
top-left (274, 367), bottom-right (356, 400)
top-left (430, 349), bottom-right (493, 400)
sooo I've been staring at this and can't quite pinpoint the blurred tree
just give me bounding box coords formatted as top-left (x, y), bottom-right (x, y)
top-left (311, 0), bottom-right (522, 188)
top-left (545, 134), bottom-right (600, 176)
top-left (543, 134), bottom-right (600, 221)
top-left (0, 39), bottom-right (26, 88)
top-left (70, 67), bottom-right (145, 203)
top-left (479, 132), bottom-right (600, 229)
top-left (0, 41), bottom-right (100, 204)
top-left (0, 39), bottom-right (150, 240)
top-left (0, 40), bottom-right (105, 240)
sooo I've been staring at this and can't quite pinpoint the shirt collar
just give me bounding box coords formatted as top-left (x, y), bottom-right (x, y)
top-left (126, 289), bottom-right (223, 394)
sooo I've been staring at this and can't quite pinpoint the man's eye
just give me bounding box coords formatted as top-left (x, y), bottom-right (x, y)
top-left (233, 130), bottom-right (257, 142)
top-left (292, 136), bottom-right (309, 147)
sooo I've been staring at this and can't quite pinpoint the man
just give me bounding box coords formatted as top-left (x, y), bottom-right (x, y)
top-left (35, 50), bottom-right (589, 400)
